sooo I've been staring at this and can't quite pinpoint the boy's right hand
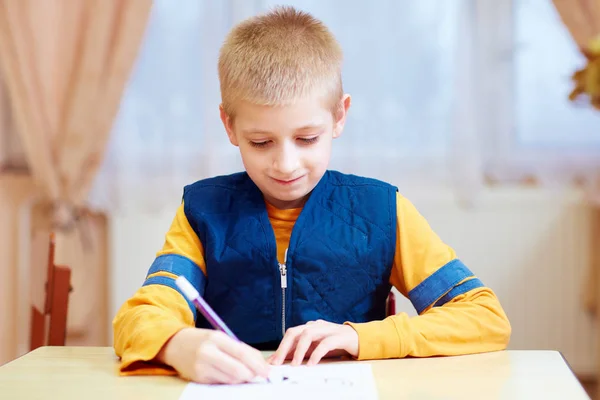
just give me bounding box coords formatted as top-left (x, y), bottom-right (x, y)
top-left (157, 327), bottom-right (271, 384)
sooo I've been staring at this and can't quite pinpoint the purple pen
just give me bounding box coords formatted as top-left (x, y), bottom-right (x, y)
top-left (175, 276), bottom-right (239, 340)
top-left (175, 276), bottom-right (285, 383)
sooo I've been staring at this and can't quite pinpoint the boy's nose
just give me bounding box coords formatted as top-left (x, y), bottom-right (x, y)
top-left (273, 145), bottom-right (300, 175)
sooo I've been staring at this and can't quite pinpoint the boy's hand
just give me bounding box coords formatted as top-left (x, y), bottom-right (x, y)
top-left (157, 327), bottom-right (271, 384)
top-left (269, 320), bottom-right (359, 366)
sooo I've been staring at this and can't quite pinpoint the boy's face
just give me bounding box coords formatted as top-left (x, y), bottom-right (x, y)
top-left (220, 95), bottom-right (351, 209)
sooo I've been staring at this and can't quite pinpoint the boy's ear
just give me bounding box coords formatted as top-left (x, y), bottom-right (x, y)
top-left (219, 104), bottom-right (239, 146)
top-left (333, 94), bottom-right (351, 139)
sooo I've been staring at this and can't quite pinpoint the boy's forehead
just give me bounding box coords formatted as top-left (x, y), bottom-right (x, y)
top-left (233, 100), bottom-right (332, 133)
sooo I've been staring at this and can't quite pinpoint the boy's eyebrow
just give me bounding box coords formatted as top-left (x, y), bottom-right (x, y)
top-left (294, 124), bottom-right (325, 133)
top-left (241, 124), bottom-right (325, 136)
top-left (241, 129), bottom-right (273, 136)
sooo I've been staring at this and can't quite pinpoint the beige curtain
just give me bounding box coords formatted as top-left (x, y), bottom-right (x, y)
top-left (552, 1), bottom-right (600, 315)
top-left (0, 0), bottom-right (152, 228)
top-left (0, 0), bottom-right (152, 354)
top-left (553, 0), bottom-right (600, 110)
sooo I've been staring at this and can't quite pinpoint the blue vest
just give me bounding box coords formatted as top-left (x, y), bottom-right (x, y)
top-left (182, 171), bottom-right (397, 347)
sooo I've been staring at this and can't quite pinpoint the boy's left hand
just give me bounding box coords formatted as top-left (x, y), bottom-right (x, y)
top-left (268, 320), bottom-right (359, 366)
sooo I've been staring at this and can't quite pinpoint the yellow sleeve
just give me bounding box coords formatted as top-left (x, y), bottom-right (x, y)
top-left (112, 202), bottom-right (207, 375)
top-left (347, 193), bottom-right (511, 360)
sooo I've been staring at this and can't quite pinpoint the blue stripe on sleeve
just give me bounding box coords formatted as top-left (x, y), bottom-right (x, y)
top-left (143, 254), bottom-right (207, 321)
top-left (433, 278), bottom-right (485, 308)
top-left (146, 254), bottom-right (206, 295)
top-left (408, 259), bottom-right (475, 314)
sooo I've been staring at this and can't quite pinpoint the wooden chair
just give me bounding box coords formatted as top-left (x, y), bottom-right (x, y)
top-left (386, 291), bottom-right (396, 317)
top-left (30, 233), bottom-right (72, 350)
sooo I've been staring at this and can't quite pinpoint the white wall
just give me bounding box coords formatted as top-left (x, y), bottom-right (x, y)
top-left (109, 185), bottom-right (598, 374)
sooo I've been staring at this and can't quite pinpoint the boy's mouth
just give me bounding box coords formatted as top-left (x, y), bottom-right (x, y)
top-left (272, 175), bottom-right (305, 186)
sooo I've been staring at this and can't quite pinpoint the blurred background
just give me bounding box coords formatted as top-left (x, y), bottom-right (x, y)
top-left (1, 0), bottom-right (600, 395)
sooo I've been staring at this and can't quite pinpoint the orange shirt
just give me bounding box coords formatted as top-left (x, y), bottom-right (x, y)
top-left (113, 193), bottom-right (511, 374)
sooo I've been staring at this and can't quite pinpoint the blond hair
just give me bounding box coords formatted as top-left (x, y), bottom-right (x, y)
top-left (218, 6), bottom-right (343, 117)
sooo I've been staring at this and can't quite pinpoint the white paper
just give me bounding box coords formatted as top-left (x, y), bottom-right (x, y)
top-left (179, 363), bottom-right (379, 400)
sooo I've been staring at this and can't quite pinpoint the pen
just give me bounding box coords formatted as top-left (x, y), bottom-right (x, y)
top-left (175, 276), bottom-right (284, 383)
top-left (175, 275), bottom-right (238, 339)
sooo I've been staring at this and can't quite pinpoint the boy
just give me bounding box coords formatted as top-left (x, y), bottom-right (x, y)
top-left (113, 6), bottom-right (511, 384)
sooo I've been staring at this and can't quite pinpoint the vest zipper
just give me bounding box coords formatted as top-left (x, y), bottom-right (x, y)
top-left (278, 249), bottom-right (288, 337)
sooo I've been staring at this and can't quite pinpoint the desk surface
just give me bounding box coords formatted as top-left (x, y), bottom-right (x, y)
top-left (0, 347), bottom-right (589, 399)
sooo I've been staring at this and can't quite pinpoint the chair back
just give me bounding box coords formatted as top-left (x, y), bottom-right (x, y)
top-left (30, 233), bottom-right (72, 350)
top-left (386, 291), bottom-right (396, 317)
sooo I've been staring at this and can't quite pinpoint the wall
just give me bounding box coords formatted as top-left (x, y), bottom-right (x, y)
top-left (109, 185), bottom-right (598, 375)
top-left (0, 174), bottom-right (36, 365)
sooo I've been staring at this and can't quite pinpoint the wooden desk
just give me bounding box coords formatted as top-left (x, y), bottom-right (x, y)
top-left (0, 347), bottom-right (589, 399)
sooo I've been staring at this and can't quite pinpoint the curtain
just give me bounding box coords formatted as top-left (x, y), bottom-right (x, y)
top-left (553, 0), bottom-right (600, 110)
top-left (553, 0), bottom-right (600, 112)
top-left (0, 0), bottom-right (152, 228)
top-left (551, 0), bottom-right (600, 316)
top-left (0, 0), bottom-right (152, 353)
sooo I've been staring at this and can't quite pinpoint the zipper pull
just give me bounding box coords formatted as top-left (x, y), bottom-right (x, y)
top-left (278, 248), bottom-right (288, 288)
top-left (279, 263), bottom-right (287, 288)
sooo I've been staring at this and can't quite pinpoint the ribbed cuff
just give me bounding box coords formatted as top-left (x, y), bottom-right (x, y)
top-left (345, 317), bottom-right (404, 360)
top-left (118, 321), bottom-right (188, 376)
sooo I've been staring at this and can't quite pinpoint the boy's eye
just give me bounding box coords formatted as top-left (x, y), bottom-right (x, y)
top-left (298, 136), bottom-right (319, 144)
top-left (249, 140), bottom-right (270, 148)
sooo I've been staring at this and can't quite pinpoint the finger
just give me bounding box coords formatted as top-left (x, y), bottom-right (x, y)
top-left (212, 356), bottom-right (254, 384)
top-left (292, 321), bottom-right (331, 365)
top-left (272, 326), bottom-right (303, 365)
top-left (196, 364), bottom-right (239, 384)
top-left (281, 343), bottom-right (299, 361)
top-left (307, 336), bottom-right (339, 366)
top-left (303, 341), bottom-right (321, 359)
top-left (212, 332), bottom-right (271, 378)
top-left (292, 327), bottom-right (329, 366)
top-left (200, 341), bottom-right (256, 384)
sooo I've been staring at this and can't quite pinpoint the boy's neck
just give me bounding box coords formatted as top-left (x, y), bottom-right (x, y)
top-left (264, 194), bottom-right (309, 210)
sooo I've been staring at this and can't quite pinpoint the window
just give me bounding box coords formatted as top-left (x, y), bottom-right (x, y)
top-left (92, 0), bottom-right (600, 211)
top-left (486, 0), bottom-right (600, 185)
